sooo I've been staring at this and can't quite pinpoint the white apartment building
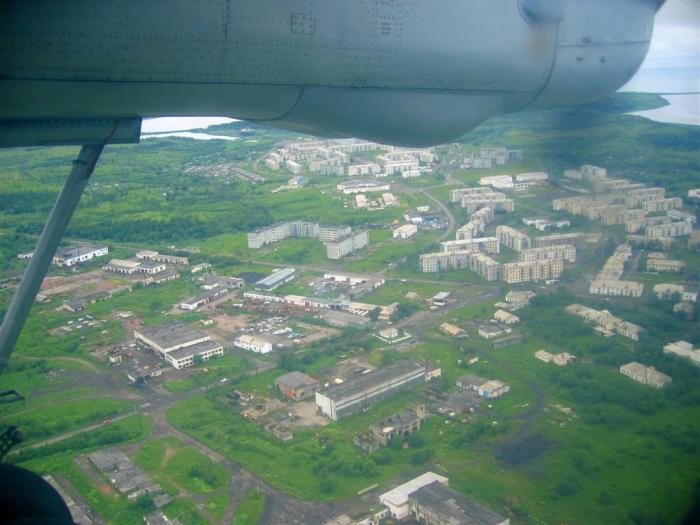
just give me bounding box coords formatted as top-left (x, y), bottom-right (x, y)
top-left (420, 251), bottom-right (471, 273)
top-left (496, 226), bottom-right (531, 252)
top-left (337, 180), bottom-right (391, 194)
top-left (516, 172), bottom-right (548, 183)
top-left (468, 253), bottom-right (501, 281)
top-left (646, 221), bottom-right (693, 239)
top-left (502, 260), bottom-right (563, 284)
top-left (440, 237), bottom-right (500, 255)
top-left (325, 231), bottom-right (369, 259)
top-left (449, 187), bottom-right (494, 203)
top-left (520, 245), bottom-right (576, 263)
top-left (642, 198), bottom-right (683, 213)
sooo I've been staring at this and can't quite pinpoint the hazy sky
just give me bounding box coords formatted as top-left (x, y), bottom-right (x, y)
top-left (623, 0), bottom-right (700, 92)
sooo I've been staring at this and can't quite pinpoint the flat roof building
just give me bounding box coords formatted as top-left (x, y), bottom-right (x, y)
top-left (255, 268), bottom-right (296, 291)
top-left (234, 335), bottom-right (273, 354)
top-left (316, 360), bottom-right (426, 420)
top-left (380, 472), bottom-right (448, 521)
top-left (647, 258), bottom-right (685, 273)
top-left (276, 371), bottom-right (320, 400)
top-left (409, 481), bottom-right (509, 525)
top-left (53, 243), bottom-right (108, 267)
top-left (590, 279), bottom-right (644, 298)
top-left (134, 320), bottom-right (223, 369)
top-left (393, 224), bottom-right (418, 239)
top-left (326, 230), bottom-right (369, 259)
top-left (496, 226), bottom-right (531, 252)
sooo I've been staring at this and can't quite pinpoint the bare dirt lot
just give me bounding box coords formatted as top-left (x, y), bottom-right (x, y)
top-left (41, 270), bottom-right (127, 297)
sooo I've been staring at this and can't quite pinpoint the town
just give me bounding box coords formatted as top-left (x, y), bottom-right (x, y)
top-left (1, 116), bottom-right (699, 525)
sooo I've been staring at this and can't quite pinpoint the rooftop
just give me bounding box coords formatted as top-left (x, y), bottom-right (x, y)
top-left (277, 371), bottom-right (319, 389)
top-left (168, 339), bottom-right (222, 361)
top-left (137, 320), bottom-right (208, 349)
top-left (410, 481), bottom-right (508, 525)
top-left (255, 268), bottom-right (296, 287)
top-left (321, 360), bottom-right (425, 402)
top-left (380, 471), bottom-right (448, 507)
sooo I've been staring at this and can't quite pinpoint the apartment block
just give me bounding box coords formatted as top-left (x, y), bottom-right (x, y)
top-left (441, 237), bottom-right (500, 255)
top-left (468, 253), bottom-right (502, 281)
top-left (496, 226), bottom-right (531, 252)
top-left (642, 198), bottom-right (683, 213)
top-left (534, 233), bottom-right (584, 249)
top-left (325, 230), bottom-right (369, 259)
top-left (420, 251), bottom-right (471, 273)
top-left (646, 221), bottom-right (693, 239)
top-left (519, 244), bottom-right (576, 263)
top-left (501, 260), bottom-right (563, 284)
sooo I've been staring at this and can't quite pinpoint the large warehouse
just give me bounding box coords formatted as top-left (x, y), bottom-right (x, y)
top-left (134, 320), bottom-right (223, 369)
top-left (315, 360), bottom-right (426, 421)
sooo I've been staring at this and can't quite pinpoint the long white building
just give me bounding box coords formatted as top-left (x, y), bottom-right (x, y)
top-left (135, 320), bottom-right (223, 370)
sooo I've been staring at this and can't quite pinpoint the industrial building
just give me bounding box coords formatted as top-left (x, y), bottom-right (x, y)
top-left (354, 404), bottom-right (427, 452)
top-left (337, 180), bottom-right (391, 194)
top-left (134, 320), bottom-right (223, 369)
top-left (620, 362), bottom-right (672, 389)
top-left (234, 335), bottom-right (273, 354)
top-left (380, 472), bottom-right (449, 521)
top-left (315, 360), bottom-right (427, 421)
top-left (276, 371), bottom-right (320, 400)
top-left (255, 268), bottom-right (296, 291)
top-left (53, 243), bottom-right (108, 267)
top-left (325, 230), bottom-right (369, 259)
top-left (496, 226), bottom-right (531, 252)
top-left (136, 250), bottom-right (189, 266)
top-left (409, 481), bottom-right (510, 525)
top-left (393, 224), bottom-right (418, 239)
top-left (179, 286), bottom-right (228, 311)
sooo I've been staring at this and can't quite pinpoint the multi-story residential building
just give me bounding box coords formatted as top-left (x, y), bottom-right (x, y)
top-left (471, 206), bottom-right (495, 225)
top-left (496, 226), bottom-right (531, 252)
top-left (589, 279), bottom-right (644, 298)
top-left (620, 362), bottom-right (672, 389)
top-left (460, 193), bottom-right (514, 214)
top-left (325, 230), bottom-right (369, 259)
top-left (319, 225), bottom-right (352, 242)
top-left (625, 215), bottom-right (672, 234)
top-left (420, 251), bottom-right (471, 273)
top-left (534, 233), bottom-right (584, 248)
top-left (646, 221), bottom-right (693, 239)
top-left (516, 171), bottom-right (548, 183)
top-left (501, 260), bottom-right (563, 284)
top-left (519, 245), bottom-right (576, 263)
top-left (580, 164), bottom-right (607, 179)
top-left (440, 237), bottom-right (500, 255)
top-left (642, 197), bottom-right (683, 213)
top-left (625, 187), bottom-right (665, 208)
top-left (347, 163), bottom-right (381, 177)
top-left (647, 258), bottom-right (685, 273)
top-left (455, 221), bottom-right (483, 240)
top-left (449, 187), bottom-right (494, 203)
top-left (247, 221), bottom-right (319, 249)
top-left (468, 253), bottom-right (501, 281)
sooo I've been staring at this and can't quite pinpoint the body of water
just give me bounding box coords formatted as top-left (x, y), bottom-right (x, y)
top-left (141, 131), bottom-right (239, 141)
top-left (631, 93), bottom-right (700, 126)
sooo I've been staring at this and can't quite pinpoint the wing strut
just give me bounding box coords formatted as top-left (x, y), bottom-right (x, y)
top-left (0, 145), bottom-right (104, 373)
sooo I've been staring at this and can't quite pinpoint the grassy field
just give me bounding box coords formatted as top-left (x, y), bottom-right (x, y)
top-left (231, 491), bottom-right (265, 525)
